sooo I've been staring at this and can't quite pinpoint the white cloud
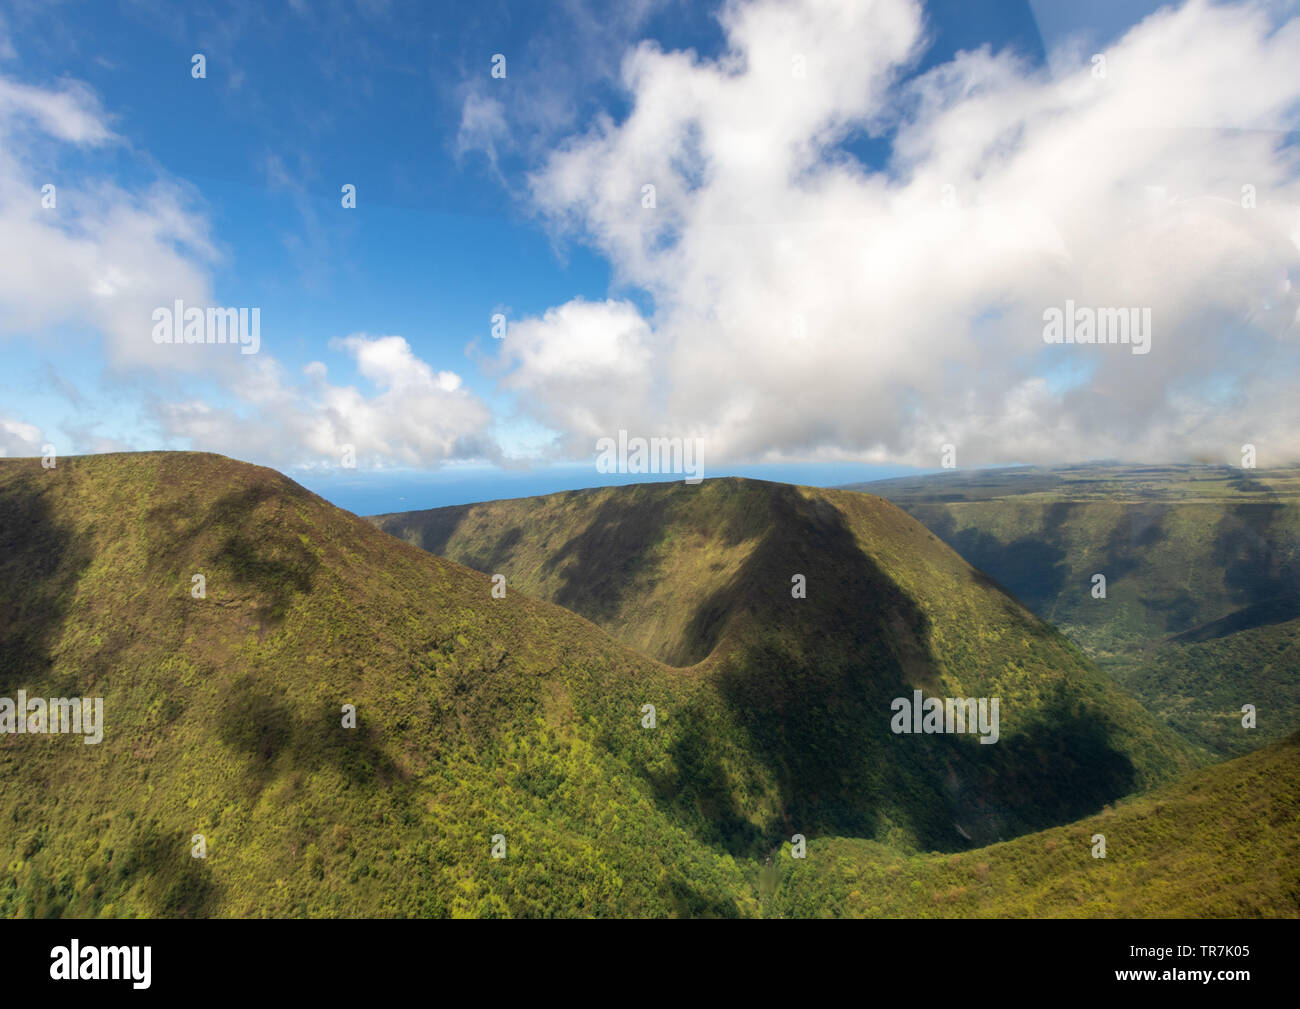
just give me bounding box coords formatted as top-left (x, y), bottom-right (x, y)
top-left (0, 77), bottom-right (114, 143)
top-left (451, 0), bottom-right (669, 181)
top-left (154, 335), bottom-right (495, 468)
top-left (505, 0), bottom-right (1300, 466)
top-left (0, 74), bottom-right (219, 374)
top-left (456, 92), bottom-right (509, 173)
top-left (500, 298), bottom-right (656, 445)
top-left (0, 75), bottom-right (498, 468)
top-left (0, 417), bottom-right (43, 456)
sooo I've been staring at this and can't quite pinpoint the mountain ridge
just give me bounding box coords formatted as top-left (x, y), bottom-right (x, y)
top-left (370, 473), bottom-right (1204, 843)
top-left (843, 463), bottom-right (1300, 757)
top-left (0, 452), bottom-right (1254, 917)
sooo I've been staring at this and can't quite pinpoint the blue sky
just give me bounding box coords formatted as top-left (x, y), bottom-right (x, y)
top-left (1, 0), bottom-right (1296, 513)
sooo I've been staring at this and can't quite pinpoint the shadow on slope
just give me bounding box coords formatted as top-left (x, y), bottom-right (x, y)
top-left (654, 487), bottom-right (1140, 854)
top-left (0, 468), bottom-right (95, 691)
top-left (145, 484), bottom-right (321, 626)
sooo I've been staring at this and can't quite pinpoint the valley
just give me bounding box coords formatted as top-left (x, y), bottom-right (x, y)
top-left (843, 464), bottom-right (1300, 759)
top-left (0, 453), bottom-right (1294, 917)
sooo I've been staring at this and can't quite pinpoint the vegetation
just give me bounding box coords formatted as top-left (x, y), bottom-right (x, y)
top-left (1, 453), bottom-right (750, 917)
top-left (768, 731), bottom-right (1300, 918)
top-left (0, 453), bottom-right (1283, 918)
top-left (845, 464), bottom-right (1300, 757)
top-left (375, 476), bottom-right (1205, 850)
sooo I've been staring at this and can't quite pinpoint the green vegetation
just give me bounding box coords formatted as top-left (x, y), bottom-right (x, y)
top-left (0, 453), bottom-right (1284, 918)
top-left (768, 731), bottom-right (1300, 918)
top-left (375, 476), bottom-right (1202, 849)
top-left (846, 464), bottom-right (1300, 757)
top-left (1, 453), bottom-right (752, 917)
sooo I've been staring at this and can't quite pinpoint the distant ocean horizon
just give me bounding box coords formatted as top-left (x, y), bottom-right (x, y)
top-left (293, 461), bottom-right (933, 516)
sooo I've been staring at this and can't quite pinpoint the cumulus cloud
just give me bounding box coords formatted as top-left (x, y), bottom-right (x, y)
top-left (0, 75), bottom-right (497, 468)
top-left (501, 298), bottom-right (656, 453)
top-left (153, 335), bottom-right (494, 468)
top-left (504, 0), bottom-right (1300, 467)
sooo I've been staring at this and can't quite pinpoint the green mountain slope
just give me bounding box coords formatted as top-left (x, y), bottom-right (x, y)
top-left (767, 731), bottom-right (1300, 918)
top-left (373, 477), bottom-right (1202, 850)
top-left (845, 465), bottom-right (1300, 757)
top-left (0, 454), bottom-right (1281, 918)
top-left (0, 452), bottom-right (761, 917)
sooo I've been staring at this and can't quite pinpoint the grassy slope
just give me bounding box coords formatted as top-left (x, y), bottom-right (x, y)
top-left (767, 731), bottom-right (1300, 918)
top-left (0, 452), bottom-right (1184, 918)
top-left (1, 454), bottom-right (1289, 918)
top-left (373, 477), bottom-right (1201, 853)
top-left (845, 465), bottom-right (1300, 758)
top-left (0, 453), bottom-right (764, 917)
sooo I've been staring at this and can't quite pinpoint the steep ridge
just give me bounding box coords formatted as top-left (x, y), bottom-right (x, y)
top-left (0, 454), bottom-right (1209, 917)
top-left (1, 453), bottom-right (759, 916)
top-left (845, 464), bottom-right (1300, 757)
top-left (374, 478), bottom-right (1201, 848)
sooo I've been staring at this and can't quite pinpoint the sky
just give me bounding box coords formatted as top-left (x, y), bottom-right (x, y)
top-left (1, 0), bottom-right (1298, 513)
